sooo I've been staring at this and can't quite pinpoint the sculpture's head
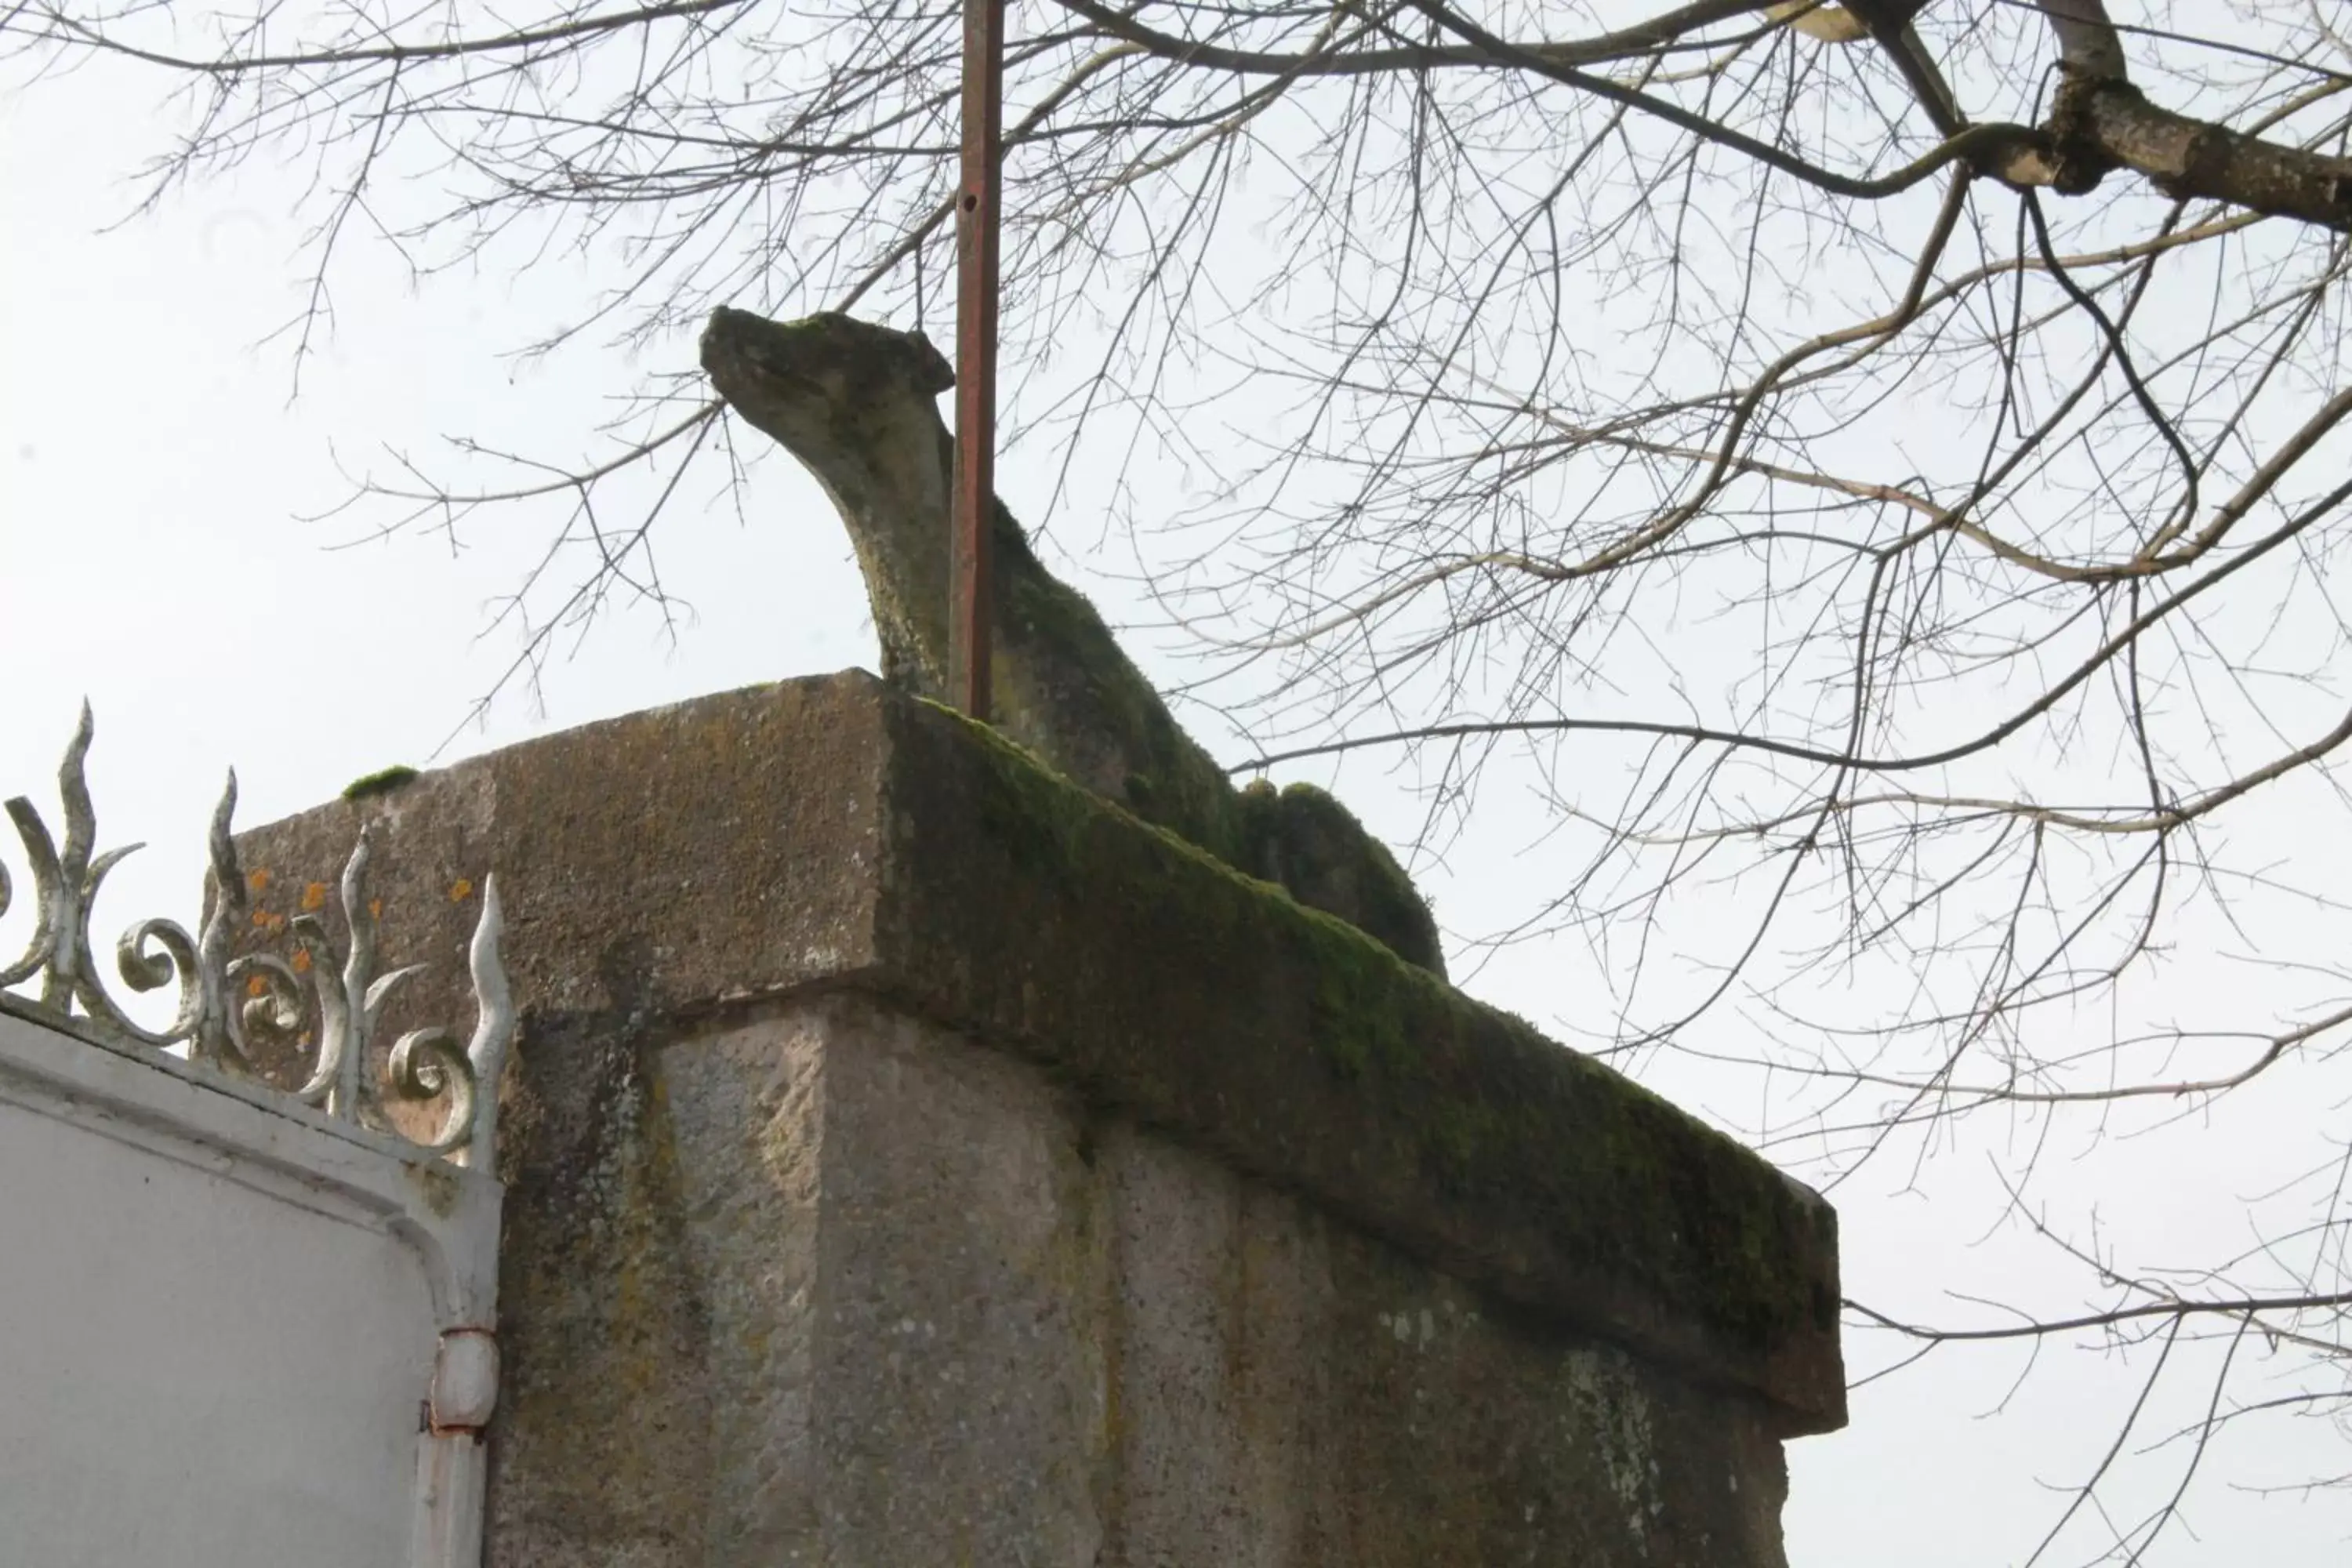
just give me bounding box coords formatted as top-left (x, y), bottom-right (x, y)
top-left (700, 305), bottom-right (963, 691)
top-left (700, 307), bottom-right (955, 460)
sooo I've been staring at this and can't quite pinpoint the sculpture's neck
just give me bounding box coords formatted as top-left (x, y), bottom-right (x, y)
top-left (764, 398), bottom-right (962, 700)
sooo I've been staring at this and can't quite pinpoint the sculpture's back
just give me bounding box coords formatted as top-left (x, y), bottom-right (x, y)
top-left (699, 306), bottom-right (1446, 978)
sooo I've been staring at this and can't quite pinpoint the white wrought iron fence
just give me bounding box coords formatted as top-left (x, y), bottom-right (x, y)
top-left (0, 707), bottom-right (514, 1568)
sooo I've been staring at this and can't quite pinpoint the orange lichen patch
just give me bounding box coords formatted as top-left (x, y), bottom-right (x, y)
top-left (291, 947), bottom-right (312, 974)
top-left (369, 898), bottom-right (383, 920)
top-left (247, 868), bottom-right (271, 894)
top-left (449, 877), bottom-right (474, 903)
top-left (301, 881), bottom-right (328, 912)
top-left (250, 908), bottom-right (272, 927)
top-left (246, 975), bottom-right (270, 997)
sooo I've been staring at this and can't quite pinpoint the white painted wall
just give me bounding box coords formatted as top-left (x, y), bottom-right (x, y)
top-left (0, 1005), bottom-right (502, 1568)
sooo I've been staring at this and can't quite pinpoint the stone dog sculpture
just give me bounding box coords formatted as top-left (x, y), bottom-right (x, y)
top-left (699, 306), bottom-right (1445, 978)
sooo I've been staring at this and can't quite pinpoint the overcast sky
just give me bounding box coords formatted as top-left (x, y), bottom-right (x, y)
top-left (5, 37), bottom-right (2347, 1566)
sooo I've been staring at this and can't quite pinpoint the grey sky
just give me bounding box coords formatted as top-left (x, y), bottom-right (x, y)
top-left (5, 31), bottom-right (2347, 1566)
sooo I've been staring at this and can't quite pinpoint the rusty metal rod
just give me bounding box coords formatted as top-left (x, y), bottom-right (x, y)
top-left (949, 0), bottom-right (1007, 720)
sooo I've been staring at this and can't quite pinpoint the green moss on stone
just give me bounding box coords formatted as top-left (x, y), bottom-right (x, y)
top-left (916, 695), bottom-right (1832, 1380)
top-left (989, 511), bottom-right (1247, 871)
top-left (342, 764), bottom-right (421, 800)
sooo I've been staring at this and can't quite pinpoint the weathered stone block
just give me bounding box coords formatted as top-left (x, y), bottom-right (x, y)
top-left (231, 670), bottom-right (1843, 1566)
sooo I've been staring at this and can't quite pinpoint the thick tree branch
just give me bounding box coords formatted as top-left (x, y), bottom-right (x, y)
top-left (2071, 73), bottom-right (2352, 229)
top-left (1788, 1), bottom-right (1963, 135)
top-left (2017, 0), bottom-right (2352, 225)
top-left (2031, 0), bottom-right (2129, 81)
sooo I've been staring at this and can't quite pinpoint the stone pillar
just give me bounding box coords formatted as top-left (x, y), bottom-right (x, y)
top-left (234, 671), bottom-right (1843, 1567)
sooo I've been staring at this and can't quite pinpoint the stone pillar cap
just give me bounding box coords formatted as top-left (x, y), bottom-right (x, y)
top-left (238, 671), bottom-right (1844, 1435)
